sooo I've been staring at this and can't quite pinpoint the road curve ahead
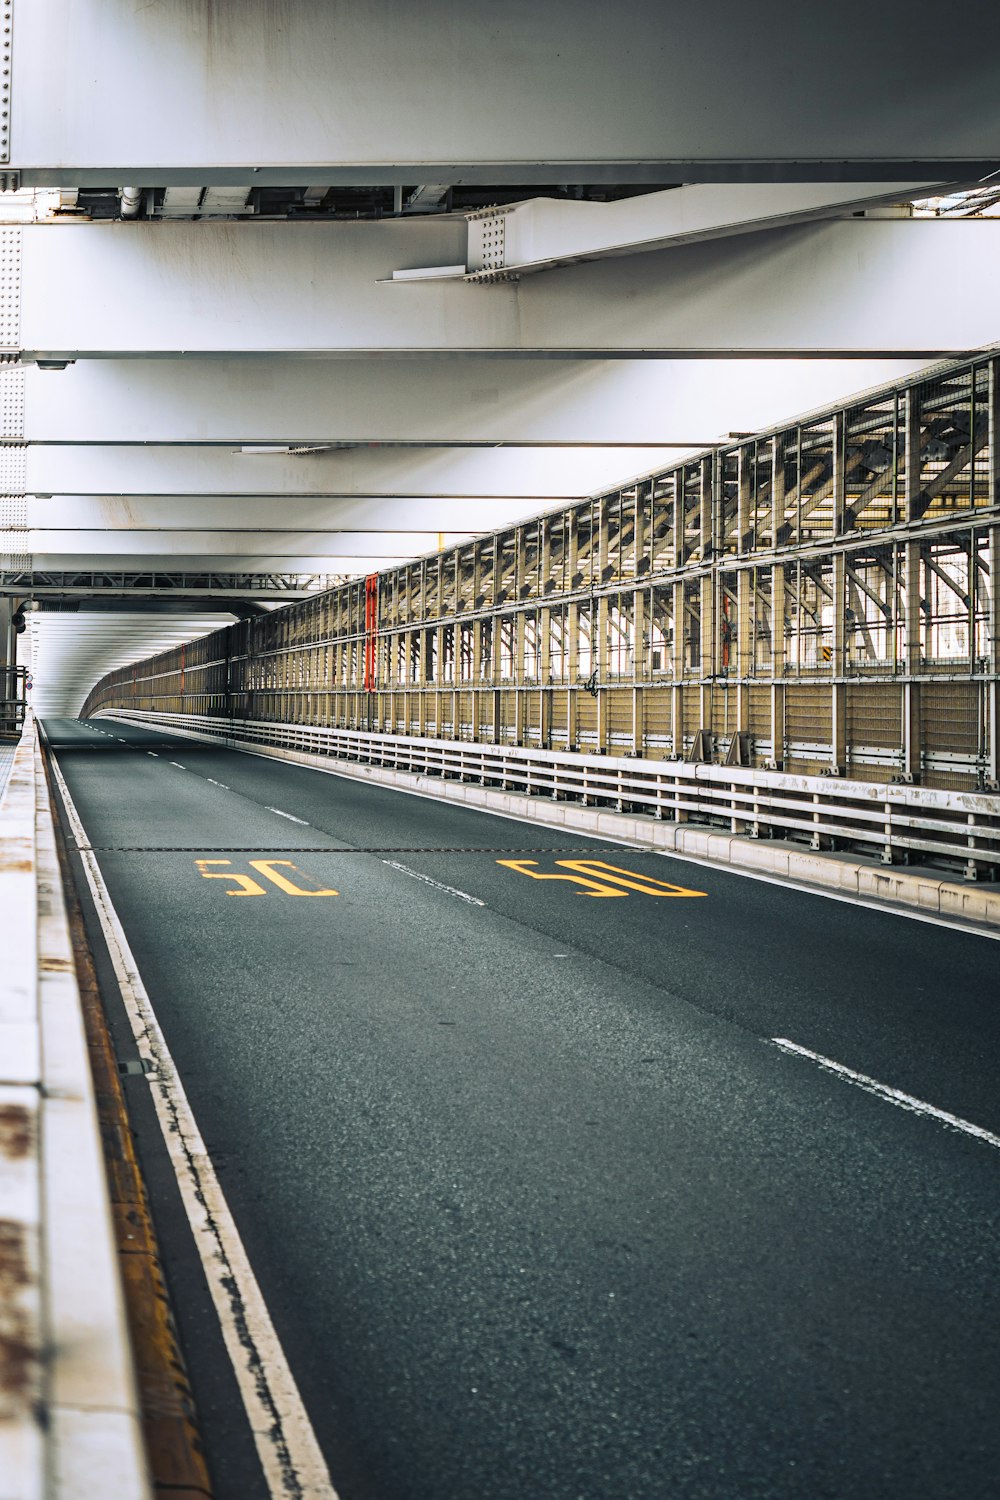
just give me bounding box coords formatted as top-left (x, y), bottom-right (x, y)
top-left (46, 716), bottom-right (1000, 1500)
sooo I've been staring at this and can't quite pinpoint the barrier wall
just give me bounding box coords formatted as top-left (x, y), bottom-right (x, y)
top-left (84, 353), bottom-right (1000, 794)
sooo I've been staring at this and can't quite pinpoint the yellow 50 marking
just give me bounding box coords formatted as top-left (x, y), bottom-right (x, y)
top-left (496, 858), bottom-right (706, 899)
top-left (195, 858), bottom-right (338, 897)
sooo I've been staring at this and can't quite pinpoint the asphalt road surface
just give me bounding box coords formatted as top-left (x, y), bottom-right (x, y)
top-left (46, 716), bottom-right (1000, 1500)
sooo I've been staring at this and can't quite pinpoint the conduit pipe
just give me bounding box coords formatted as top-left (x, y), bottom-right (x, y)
top-left (119, 186), bottom-right (143, 218)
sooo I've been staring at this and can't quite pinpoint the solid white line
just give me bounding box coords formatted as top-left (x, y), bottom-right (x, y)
top-left (49, 754), bottom-right (339, 1500)
top-left (267, 807), bottom-right (310, 825)
top-left (772, 1037), bottom-right (1000, 1152)
top-left (382, 859), bottom-right (485, 906)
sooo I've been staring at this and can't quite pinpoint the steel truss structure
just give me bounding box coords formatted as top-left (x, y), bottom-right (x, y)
top-left (84, 354), bottom-right (1000, 794)
top-left (0, 569), bottom-right (340, 599)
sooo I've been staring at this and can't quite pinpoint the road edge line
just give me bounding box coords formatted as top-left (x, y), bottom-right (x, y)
top-left (47, 750), bottom-right (339, 1500)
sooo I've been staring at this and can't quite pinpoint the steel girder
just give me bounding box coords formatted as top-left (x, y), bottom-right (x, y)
top-left (10, 357), bottom-right (928, 447)
top-left (13, 220), bottom-right (1000, 359)
top-left (9, 0), bottom-right (1000, 185)
top-left (22, 446), bottom-right (690, 500)
top-left (403, 184), bottom-right (941, 281)
top-left (28, 495), bottom-right (556, 531)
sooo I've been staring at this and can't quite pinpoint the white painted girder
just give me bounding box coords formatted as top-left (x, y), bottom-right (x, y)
top-left (31, 552), bottom-right (415, 573)
top-left (12, 0), bottom-right (1000, 183)
top-left (21, 493), bottom-right (546, 575)
top-left (24, 446), bottom-right (691, 500)
top-left (28, 530), bottom-right (472, 561)
top-left (28, 496), bottom-right (559, 531)
top-left (17, 219), bottom-right (1000, 358)
top-left (411, 184), bottom-right (940, 280)
top-left (17, 357), bottom-right (929, 447)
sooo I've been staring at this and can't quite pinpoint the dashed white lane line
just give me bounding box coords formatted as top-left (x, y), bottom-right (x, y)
top-left (772, 1037), bottom-right (1000, 1153)
top-left (169, 761), bottom-right (186, 770)
top-left (267, 807), bottom-right (310, 825)
top-left (207, 778), bottom-right (230, 790)
top-left (382, 859), bottom-right (485, 907)
top-left (50, 754), bottom-right (339, 1500)
top-left (147, 751), bottom-right (159, 757)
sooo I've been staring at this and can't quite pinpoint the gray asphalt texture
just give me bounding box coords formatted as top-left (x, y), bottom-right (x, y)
top-left (47, 716), bottom-right (1000, 1500)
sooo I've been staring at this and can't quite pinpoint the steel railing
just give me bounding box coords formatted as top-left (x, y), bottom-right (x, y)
top-left (0, 663), bottom-right (28, 736)
top-left (97, 708), bottom-right (1000, 879)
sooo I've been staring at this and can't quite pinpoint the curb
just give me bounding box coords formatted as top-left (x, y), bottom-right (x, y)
top-left (0, 713), bottom-right (151, 1500)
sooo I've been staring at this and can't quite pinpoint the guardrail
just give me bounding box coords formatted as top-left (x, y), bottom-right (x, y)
top-left (96, 708), bottom-right (1000, 880)
top-left (0, 665), bottom-right (28, 738)
top-left (0, 712), bottom-right (149, 1500)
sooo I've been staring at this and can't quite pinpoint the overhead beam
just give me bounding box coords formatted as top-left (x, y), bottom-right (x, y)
top-left (10, 0), bottom-right (1000, 185)
top-left (23, 445), bottom-right (692, 500)
top-left (15, 220), bottom-right (1000, 359)
top-left (398, 184), bottom-right (940, 281)
top-left (27, 495), bottom-right (561, 531)
top-left (11, 357), bottom-right (931, 448)
top-left (1, 581), bottom-right (327, 604)
top-left (28, 550), bottom-right (421, 573)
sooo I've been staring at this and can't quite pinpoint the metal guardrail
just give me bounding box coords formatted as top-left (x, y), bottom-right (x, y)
top-left (98, 709), bottom-right (1000, 879)
top-left (0, 664), bottom-right (28, 737)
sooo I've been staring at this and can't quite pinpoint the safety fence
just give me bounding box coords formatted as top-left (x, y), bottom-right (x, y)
top-left (84, 351), bottom-right (1000, 798)
top-left (96, 708), bottom-right (1000, 880)
top-left (1, 663), bottom-right (28, 737)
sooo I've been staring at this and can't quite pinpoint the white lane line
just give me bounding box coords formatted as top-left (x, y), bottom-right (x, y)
top-left (169, 761), bottom-right (186, 770)
top-left (147, 751), bottom-right (158, 757)
top-left (49, 755), bottom-right (339, 1500)
top-left (382, 859), bottom-right (485, 907)
top-left (267, 807), bottom-right (310, 825)
top-left (772, 1037), bottom-right (1000, 1153)
top-left (207, 778), bottom-right (230, 790)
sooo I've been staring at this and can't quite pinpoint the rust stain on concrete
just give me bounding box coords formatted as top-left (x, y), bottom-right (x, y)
top-left (40, 955), bottom-right (74, 973)
top-left (0, 1103), bottom-right (33, 1161)
top-left (0, 1218), bottom-right (38, 1408)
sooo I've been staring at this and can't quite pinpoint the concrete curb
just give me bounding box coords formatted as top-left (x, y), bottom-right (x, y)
top-left (99, 710), bottom-right (1000, 931)
top-left (0, 712), bottom-right (150, 1500)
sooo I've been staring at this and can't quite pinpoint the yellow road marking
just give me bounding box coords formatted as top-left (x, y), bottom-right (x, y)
top-left (496, 858), bottom-right (707, 898)
top-left (195, 859), bottom-right (267, 897)
top-left (497, 859), bottom-right (627, 897)
top-left (249, 859), bottom-right (339, 896)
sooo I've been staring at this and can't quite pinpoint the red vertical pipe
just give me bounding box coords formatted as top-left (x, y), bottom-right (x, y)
top-left (364, 574), bottom-right (379, 692)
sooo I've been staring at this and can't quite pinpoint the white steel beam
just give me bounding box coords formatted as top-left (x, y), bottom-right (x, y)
top-left (24, 445), bottom-right (692, 500)
top-left (29, 536), bottom-right (454, 564)
top-left (12, 357), bottom-right (931, 448)
top-left (20, 495), bottom-right (565, 575)
top-left (28, 496), bottom-right (560, 532)
top-left (16, 220), bottom-right (1000, 359)
top-left (30, 549), bottom-right (421, 572)
top-left (10, 0), bottom-right (1000, 185)
top-left (402, 184), bottom-right (940, 281)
